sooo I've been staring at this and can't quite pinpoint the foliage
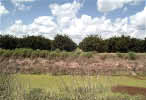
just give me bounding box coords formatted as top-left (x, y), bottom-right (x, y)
top-left (106, 35), bottom-right (145, 53)
top-left (52, 34), bottom-right (77, 51)
top-left (116, 52), bottom-right (124, 58)
top-left (79, 35), bottom-right (106, 52)
top-left (17, 36), bottom-right (52, 50)
top-left (127, 52), bottom-right (137, 60)
top-left (0, 34), bottom-right (146, 52)
top-left (0, 35), bottom-right (18, 50)
top-left (80, 52), bottom-right (94, 58)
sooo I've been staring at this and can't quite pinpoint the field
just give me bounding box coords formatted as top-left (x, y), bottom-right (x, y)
top-left (1, 49), bottom-right (146, 100)
top-left (11, 74), bottom-right (146, 100)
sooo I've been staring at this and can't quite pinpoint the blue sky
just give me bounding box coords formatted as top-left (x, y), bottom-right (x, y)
top-left (0, 0), bottom-right (146, 43)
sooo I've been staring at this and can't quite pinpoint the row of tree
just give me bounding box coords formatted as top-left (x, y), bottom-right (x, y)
top-left (79, 35), bottom-right (146, 53)
top-left (0, 35), bottom-right (77, 52)
top-left (0, 34), bottom-right (146, 52)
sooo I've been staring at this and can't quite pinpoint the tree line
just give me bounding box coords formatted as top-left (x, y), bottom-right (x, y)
top-left (0, 34), bottom-right (146, 52)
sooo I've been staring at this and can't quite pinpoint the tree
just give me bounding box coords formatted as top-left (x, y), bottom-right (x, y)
top-left (52, 34), bottom-right (77, 51)
top-left (0, 35), bottom-right (18, 49)
top-left (17, 36), bottom-right (52, 50)
top-left (79, 35), bottom-right (106, 52)
top-left (106, 35), bottom-right (131, 53)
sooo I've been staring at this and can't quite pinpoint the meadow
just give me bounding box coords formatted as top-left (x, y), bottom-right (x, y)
top-left (11, 74), bottom-right (146, 100)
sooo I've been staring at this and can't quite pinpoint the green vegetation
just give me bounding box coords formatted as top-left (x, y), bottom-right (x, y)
top-left (0, 35), bottom-right (77, 52)
top-left (127, 52), bottom-right (137, 60)
top-left (2, 74), bottom-right (146, 100)
top-left (1, 72), bottom-right (146, 100)
top-left (80, 52), bottom-right (94, 58)
top-left (0, 48), bottom-right (96, 59)
top-left (79, 35), bottom-right (106, 52)
top-left (0, 34), bottom-right (146, 52)
top-left (52, 34), bottom-right (77, 51)
top-left (14, 75), bottom-right (146, 100)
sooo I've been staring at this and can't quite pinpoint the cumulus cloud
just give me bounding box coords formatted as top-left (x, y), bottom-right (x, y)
top-left (49, 1), bottom-right (81, 31)
top-left (130, 6), bottom-right (146, 30)
top-left (97, 0), bottom-right (145, 13)
top-left (10, 0), bottom-right (35, 10)
top-left (0, 2), bottom-right (9, 16)
top-left (7, 16), bottom-right (58, 39)
top-left (3, 1), bottom-right (146, 43)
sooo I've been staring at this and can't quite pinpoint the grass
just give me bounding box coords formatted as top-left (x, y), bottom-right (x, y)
top-left (16, 74), bottom-right (146, 89)
top-left (1, 74), bottom-right (146, 100)
top-left (14, 74), bottom-right (146, 99)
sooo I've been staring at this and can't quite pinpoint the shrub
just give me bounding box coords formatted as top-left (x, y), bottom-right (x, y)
top-left (80, 52), bottom-right (93, 58)
top-left (48, 51), bottom-right (60, 59)
top-left (60, 51), bottom-right (70, 58)
top-left (2, 50), bottom-right (13, 57)
top-left (39, 50), bottom-right (49, 58)
top-left (71, 48), bottom-right (82, 58)
top-left (52, 34), bottom-right (77, 51)
top-left (128, 52), bottom-right (136, 60)
top-left (116, 52), bottom-right (124, 58)
top-left (0, 49), bottom-right (5, 56)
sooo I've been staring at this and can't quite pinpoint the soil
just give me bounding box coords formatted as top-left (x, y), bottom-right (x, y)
top-left (112, 85), bottom-right (146, 96)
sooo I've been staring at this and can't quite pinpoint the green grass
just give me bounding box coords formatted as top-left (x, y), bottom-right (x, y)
top-left (1, 74), bottom-right (146, 100)
top-left (16, 74), bottom-right (146, 93)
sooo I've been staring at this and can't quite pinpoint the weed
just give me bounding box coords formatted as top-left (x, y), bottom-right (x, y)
top-left (128, 52), bottom-right (136, 60)
top-left (116, 52), bottom-right (124, 58)
top-left (80, 52), bottom-right (93, 58)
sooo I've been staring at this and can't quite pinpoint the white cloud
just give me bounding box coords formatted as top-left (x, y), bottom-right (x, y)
top-left (7, 16), bottom-right (58, 39)
top-left (3, 1), bottom-right (146, 43)
top-left (97, 0), bottom-right (145, 13)
top-left (130, 6), bottom-right (146, 30)
top-left (49, 0), bottom-right (81, 31)
top-left (10, 0), bottom-right (35, 10)
top-left (0, 2), bottom-right (9, 16)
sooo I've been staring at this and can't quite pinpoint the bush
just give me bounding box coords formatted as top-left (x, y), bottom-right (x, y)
top-left (79, 35), bottom-right (106, 52)
top-left (128, 52), bottom-right (136, 60)
top-left (2, 50), bottom-right (13, 57)
top-left (116, 52), bottom-right (124, 58)
top-left (80, 52), bottom-right (94, 58)
top-left (52, 34), bottom-right (77, 51)
top-left (48, 51), bottom-right (60, 59)
top-left (39, 50), bottom-right (49, 58)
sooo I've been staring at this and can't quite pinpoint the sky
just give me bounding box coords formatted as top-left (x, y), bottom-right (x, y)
top-left (0, 0), bottom-right (146, 43)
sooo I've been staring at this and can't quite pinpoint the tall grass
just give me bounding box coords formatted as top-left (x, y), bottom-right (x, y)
top-left (0, 73), bottom-right (14, 100)
top-left (0, 74), bottom-right (145, 100)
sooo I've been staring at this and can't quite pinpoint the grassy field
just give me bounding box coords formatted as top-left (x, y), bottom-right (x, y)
top-left (13, 74), bottom-right (146, 100)
top-left (16, 74), bottom-right (146, 89)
